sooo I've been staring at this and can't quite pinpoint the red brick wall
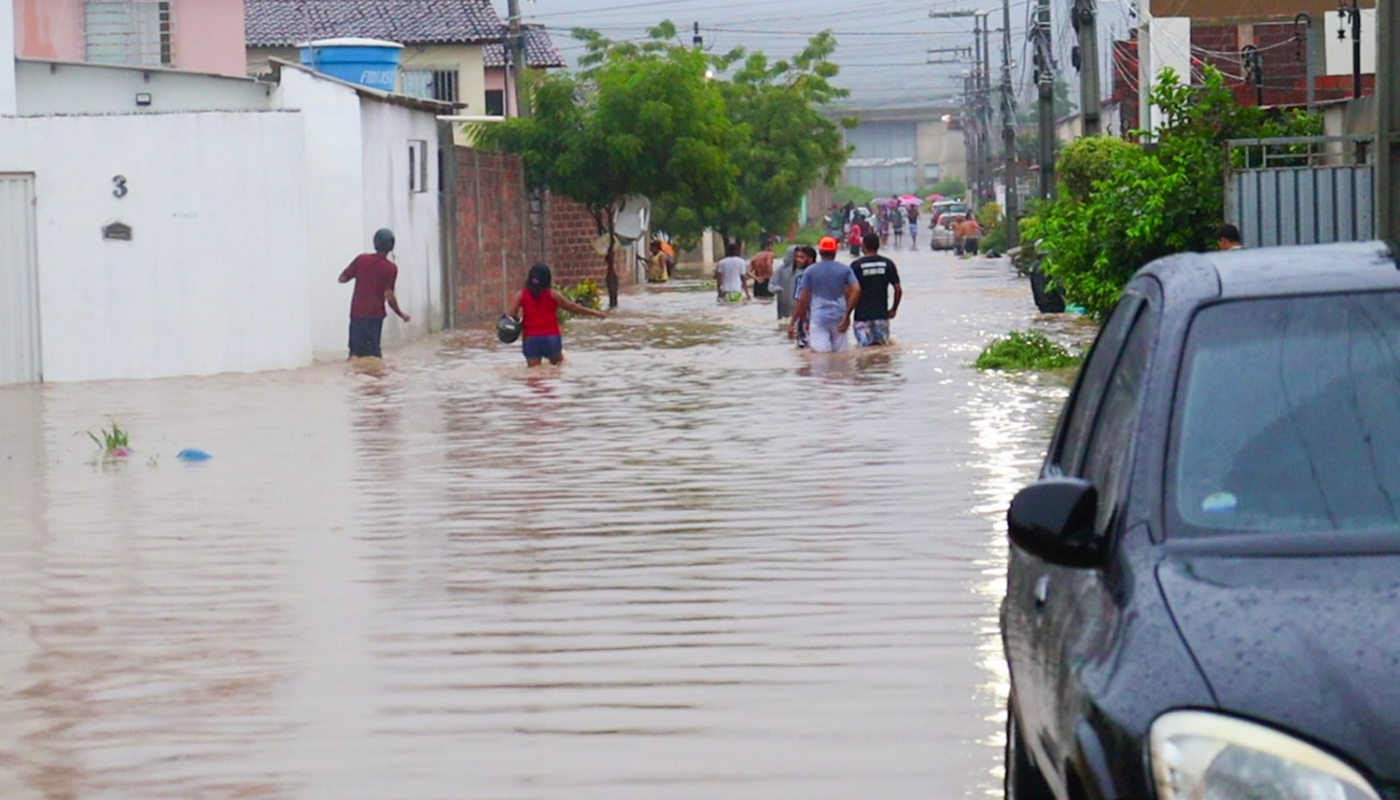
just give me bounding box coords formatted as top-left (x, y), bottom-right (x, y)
top-left (453, 148), bottom-right (533, 323)
top-left (1111, 23), bottom-right (1377, 128)
top-left (543, 195), bottom-right (607, 287)
top-left (450, 148), bottom-right (628, 325)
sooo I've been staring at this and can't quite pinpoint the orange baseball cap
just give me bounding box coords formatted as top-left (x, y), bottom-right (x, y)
top-left (818, 236), bottom-right (839, 251)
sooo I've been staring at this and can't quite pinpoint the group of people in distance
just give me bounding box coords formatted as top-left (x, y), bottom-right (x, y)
top-left (706, 233), bottom-right (902, 354)
top-left (338, 224), bottom-right (900, 369)
top-left (780, 232), bottom-right (902, 353)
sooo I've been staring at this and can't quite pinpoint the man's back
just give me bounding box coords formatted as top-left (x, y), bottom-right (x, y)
top-left (346, 253), bottom-right (398, 319)
top-left (717, 256), bottom-right (748, 292)
top-left (850, 255), bottom-right (900, 321)
top-left (803, 259), bottom-right (856, 328)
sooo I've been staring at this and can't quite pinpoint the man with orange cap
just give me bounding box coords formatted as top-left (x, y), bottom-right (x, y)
top-left (789, 236), bottom-right (860, 353)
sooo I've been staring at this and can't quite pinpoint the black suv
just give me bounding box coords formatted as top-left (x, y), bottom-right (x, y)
top-left (1003, 241), bottom-right (1400, 800)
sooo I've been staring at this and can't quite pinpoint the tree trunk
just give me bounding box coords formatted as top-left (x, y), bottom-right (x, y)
top-left (604, 206), bottom-right (620, 309)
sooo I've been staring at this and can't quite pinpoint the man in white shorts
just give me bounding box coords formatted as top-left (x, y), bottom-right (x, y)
top-left (790, 236), bottom-right (860, 353)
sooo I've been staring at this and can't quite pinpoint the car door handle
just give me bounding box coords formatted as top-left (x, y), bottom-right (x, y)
top-left (1034, 575), bottom-right (1051, 608)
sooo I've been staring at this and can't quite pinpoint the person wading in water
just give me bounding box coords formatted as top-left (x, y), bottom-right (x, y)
top-left (508, 264), bottom-right (607, 367)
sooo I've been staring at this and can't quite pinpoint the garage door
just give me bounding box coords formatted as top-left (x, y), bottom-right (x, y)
top-left (0, 174), bottom-right (42, 384)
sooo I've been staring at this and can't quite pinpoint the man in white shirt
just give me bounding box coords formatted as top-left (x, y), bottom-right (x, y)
top-left (715, 243), bottom-right (751, 303)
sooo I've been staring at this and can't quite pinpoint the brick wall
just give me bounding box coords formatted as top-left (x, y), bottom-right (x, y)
top-left (1110, 22), bottom-right (1377, 131)
top-left (542, 194), bottom-right (606, 287)
top-left (450, 147), bottom-right (628, 325)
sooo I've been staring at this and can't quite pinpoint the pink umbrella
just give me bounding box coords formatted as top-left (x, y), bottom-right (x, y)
top-left (899, 196), bottom-right (922, 206)
top-left (927, 193), bottom-right (944, 202)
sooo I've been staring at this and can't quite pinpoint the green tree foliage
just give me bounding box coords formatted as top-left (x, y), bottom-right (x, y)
top-left (1023, 67), bottom-right (1321, 319)
top-left (476, 21), bottom-right (739, 308)
top-left (697, 32), bottom-right (851, 246)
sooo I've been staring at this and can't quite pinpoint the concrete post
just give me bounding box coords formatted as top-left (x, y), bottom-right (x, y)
top-left (1073, 0), bottom-right (1101, 136)
top-left (1, 0), bottom-right (17, 116)
top-left (1002, 0), bottom-right (1020, 246)
top-left (1378, 0), bottom-right (1399, 241)
top-left (507, 0), bottom-right (529, 118)
top-left (1035, 0), bottom-right (1057, 199)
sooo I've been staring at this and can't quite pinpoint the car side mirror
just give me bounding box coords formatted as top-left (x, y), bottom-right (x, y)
top-left (1007, 478), bottom-right (1106, 568)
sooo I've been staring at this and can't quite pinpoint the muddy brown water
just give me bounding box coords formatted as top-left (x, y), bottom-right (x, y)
top-left (0, 248), bottom-right (1090, 800)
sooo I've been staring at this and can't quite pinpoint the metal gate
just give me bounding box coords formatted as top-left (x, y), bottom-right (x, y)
top-left (0, 174), bottom-right (42, 384)
top-left (1225, 136), bottom-right (1375, 248)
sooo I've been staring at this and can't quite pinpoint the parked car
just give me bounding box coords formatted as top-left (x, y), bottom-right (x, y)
top-left (1002, 241), bottom-right (1400, 800)
top-left (930, 200), bottom-right (970, 228)
top-left (931, 214), bottom-right (965, 251)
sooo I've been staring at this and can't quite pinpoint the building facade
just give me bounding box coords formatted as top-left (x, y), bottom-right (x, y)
top-left (245, 0), bottom-right (557, 118)
top-left (13, 0), bottom-right (247, 76)
top-left (1129, 0), bottom-right (1378, 130)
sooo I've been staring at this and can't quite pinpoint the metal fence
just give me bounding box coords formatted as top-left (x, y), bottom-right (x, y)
top-left (1225, 135), bottom-right (1375, 248)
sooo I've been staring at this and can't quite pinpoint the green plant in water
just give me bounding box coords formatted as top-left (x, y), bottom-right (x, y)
top-left (975, 330), bottom-right (1082, 371)
top-left (87, 422), bottom-right (130, 452)
top-left (558, 279), bottom-right (603, 321)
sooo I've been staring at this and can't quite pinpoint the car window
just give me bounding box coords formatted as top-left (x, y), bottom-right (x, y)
top-left (1171, 292), bottom-right (1400, 535)
top-left (1051, 294), bottom-right (1143, 476)
top-left (1081, 306), bottom-right (1156, 532)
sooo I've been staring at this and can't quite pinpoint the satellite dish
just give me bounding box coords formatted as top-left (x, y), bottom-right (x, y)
top-left (592, 233), bottom-right (619, 256)
top-left (614, 196), bottom-right (651, 240)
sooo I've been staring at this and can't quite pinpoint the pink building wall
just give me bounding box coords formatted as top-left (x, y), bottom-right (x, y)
top-left (15, 0), bottom-right (246, 76)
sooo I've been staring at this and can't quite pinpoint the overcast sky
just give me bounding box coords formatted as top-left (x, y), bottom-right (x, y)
top-left (491, 0), bottom-right (1137, 111)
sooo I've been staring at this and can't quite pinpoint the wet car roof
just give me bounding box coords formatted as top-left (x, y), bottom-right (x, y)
top-left (1143, 241), bottom-right (1399, 305)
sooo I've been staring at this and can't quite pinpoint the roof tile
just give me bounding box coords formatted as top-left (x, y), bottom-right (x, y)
top-left (483, 27), bottom-right (565, 69)
top-left (246, 0), bottom-right (504, 47)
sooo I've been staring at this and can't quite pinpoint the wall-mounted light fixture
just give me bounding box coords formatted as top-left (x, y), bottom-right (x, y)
top-left (135, 93), bottom-right (153, 107)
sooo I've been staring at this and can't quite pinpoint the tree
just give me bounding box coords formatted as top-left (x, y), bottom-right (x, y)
top-left (476, 22), bottom-right (738, 308)
top-left (1023, 67), bottom-right (1321, 319)
top-left (691, 32), bottom-right (850, 247)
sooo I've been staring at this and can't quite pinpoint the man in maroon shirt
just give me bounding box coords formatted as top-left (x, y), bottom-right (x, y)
top-left (338, 228), bottom-right (410, 358)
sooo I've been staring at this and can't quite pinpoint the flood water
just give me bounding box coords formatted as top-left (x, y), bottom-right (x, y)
top-left (0, 247), bottom-right (1087, 800)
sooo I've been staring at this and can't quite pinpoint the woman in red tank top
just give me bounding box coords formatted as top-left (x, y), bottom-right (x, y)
top-left (507, 264), bottom-right (607, 366)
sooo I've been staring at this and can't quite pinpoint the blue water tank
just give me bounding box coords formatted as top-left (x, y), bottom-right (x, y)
top-left (298, 38), bottom-right (404, 92)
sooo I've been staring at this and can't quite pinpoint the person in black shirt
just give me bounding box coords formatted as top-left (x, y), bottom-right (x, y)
top-left (849, 232), bottom-right (902, 347)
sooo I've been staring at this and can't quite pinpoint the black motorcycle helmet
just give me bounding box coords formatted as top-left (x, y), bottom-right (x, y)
top-left (373, 228), bottom-right (395, 254)
top-left (496, 315), bottom-right (522, 344)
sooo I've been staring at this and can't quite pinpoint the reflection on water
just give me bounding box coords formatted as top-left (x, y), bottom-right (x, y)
top-left (0, 249), bottom-right (1072, 800)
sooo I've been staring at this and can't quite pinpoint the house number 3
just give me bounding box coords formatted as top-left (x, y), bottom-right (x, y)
top-left (113, 175), bottom-right (128, 199)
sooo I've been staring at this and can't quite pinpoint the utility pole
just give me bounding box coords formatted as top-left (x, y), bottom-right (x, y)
top-left (1295, 14), bottom-right (1315, 113)
top-left (1002, 0), bottom-right (1020, 246)
top-left (978, 12), bottom-right (994, 206)
top-left (1378, 0), bottom-right (1399, 240)
top-left (930, 9), bottom-right (986, 203)
top-left (1242, 45), bottom-right (1264, 107)
top-left (1071, 0), bottom-right (1101, 136)
top-left (1032, 0), bottom-right (1057, 199)
top-left (1338, 0), bottom-right (1362, 100)
top-left (507, 0), bottom-right (529, 117)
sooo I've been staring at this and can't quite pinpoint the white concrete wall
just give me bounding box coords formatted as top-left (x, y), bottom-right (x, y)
top-left (1141, 16), bottom-right (1192, 133)
top-left (271, 68), bottom-right (367, 359)
top-left (0, 0), bottom-right (16, 115)
top-left (15, 60), bottom-right (274, 116)
top-left (1323, 9), bottom-right (1378, 76)
top-left (272, 66), bottom-right (442, 359)
top-left (359, 99), bottom-right (443, 348)
top-left (0, 111), bottom-right (314, 382)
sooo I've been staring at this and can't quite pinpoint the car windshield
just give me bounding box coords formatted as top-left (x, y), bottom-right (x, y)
top-left (1171, 292), bottom-right (1400, 535)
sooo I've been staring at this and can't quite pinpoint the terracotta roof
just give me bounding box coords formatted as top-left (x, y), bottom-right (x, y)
top-left (483, 27), bottom-right (564, 69)
top-left (246, 0), bottom-right (504, 47)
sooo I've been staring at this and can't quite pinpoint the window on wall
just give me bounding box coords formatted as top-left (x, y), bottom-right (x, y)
top-left (402, 69), bottom-right (460, 104)
top-left (485, 90), bottom-right (505, 117)
top-left (85, 1), bottom-right (174, 67)
top-left (409, 140), bottom-right (429, 194)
